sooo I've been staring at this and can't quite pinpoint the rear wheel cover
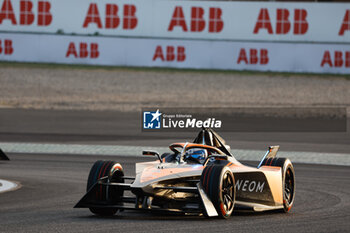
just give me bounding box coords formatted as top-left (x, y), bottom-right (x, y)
top-left (261, 157), bottom-right (296, 212)
top-left (219, 169), bottom-right (235, 217)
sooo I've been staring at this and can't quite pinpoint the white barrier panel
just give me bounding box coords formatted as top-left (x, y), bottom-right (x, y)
top-left (0, 33), bottom-right (349, 74)
top-left (0, 0), bottom-right (349, 43)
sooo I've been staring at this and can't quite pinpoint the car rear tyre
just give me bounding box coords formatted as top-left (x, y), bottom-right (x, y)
top-left (201, 164), bottom-right (235, 219)
top-left (261, 157), bottom-right (295, 212)
top-left (280, 159), bottom-right (295, 212)
top-left (87, 160), bottom-right (124, 216)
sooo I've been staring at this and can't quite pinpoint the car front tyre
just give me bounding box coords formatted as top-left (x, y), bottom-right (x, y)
top-left (201, 164), bottom-right (235, 219)
top-left (87, 160), bottom-right (124, 216)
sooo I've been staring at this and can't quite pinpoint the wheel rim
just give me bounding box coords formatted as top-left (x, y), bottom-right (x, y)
top-left (284, 168), bottom-right (294, 205)
top-left (221, 171), bottom-right (234, 212)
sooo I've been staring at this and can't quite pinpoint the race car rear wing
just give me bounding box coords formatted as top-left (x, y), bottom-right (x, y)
top-left (257, 145), bottom-right (279, 168)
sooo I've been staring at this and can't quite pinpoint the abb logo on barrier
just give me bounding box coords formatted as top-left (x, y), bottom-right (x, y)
top-left (237, 48), bottom-right (269, 65)
top-left (83, 3), bottom-right (137, 30)
top-left (254, 8), bottom-right (308, 35)
top-left (66, 42), bottom-right (99, 59)
top-left (0, 39), bottom-right (13, 55)
top-left (168, 6), bottom-right (223, 32)
top-left (0, 0), bottom-right (52, 26)
top-left (153, 45), bottom-right (186, 62)
top-left (321, 50), bottom-right (350, 68)
top-left (339, 10), bottom-right (350, 36)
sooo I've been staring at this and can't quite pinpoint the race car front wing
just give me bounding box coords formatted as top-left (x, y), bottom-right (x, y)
top-left (74, 176), bottom-right (218, 216)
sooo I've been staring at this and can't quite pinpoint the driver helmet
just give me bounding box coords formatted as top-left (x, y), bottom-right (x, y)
top-left (184, 148), bottom-right (208, 163)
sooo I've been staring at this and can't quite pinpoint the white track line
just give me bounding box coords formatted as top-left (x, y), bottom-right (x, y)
top-left (0, 179), bottom-right (18, 193)
top-left (0, 142), bottom-right (349, 166)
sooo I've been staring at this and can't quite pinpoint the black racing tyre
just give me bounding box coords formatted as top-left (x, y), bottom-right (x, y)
top-left (87, 160), bottom-right (124, 216)
top-left (261, 157), bottom-right (286, 167)
top-left (261, 157), bottom-right (295, 213)
top-left (201, 164), bottom-right (235, 219)
top-left (280, 159), bottom-right (295, 212)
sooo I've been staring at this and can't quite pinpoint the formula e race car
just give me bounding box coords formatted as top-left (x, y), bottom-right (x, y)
top-left (75, 128), bottom-right (295, 218)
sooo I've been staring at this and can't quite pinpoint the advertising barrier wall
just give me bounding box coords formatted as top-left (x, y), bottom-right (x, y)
top-left (0, 0), bottom-right (349, 73)
top-left (1, 32), bottom-right (349, 74)
top-left (0, 0), bottom-right (349, 42)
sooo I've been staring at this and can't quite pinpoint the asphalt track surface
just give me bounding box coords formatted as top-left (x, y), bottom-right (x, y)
top-left (0, 153), bottom-right (349, 233)
top-left (0, 108), bottom-right (350, 232)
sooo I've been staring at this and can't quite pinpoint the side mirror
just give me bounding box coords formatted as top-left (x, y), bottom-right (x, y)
top-left (142, 150), bottom-right (162, 163)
